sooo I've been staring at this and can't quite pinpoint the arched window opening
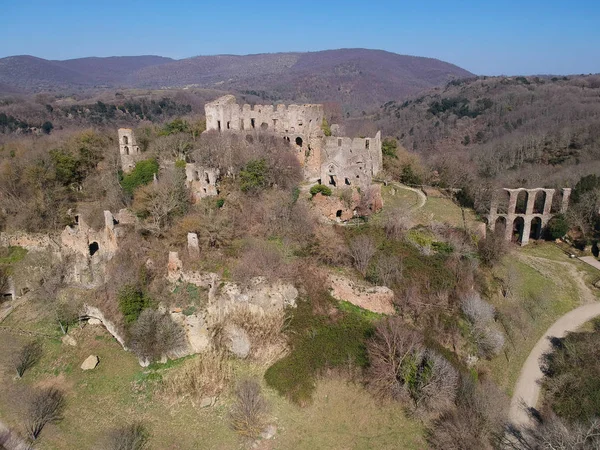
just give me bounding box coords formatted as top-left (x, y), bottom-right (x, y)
top-left (89, 242), bottom-right (99, 256)
top-left (345, 178), bottom-right (351, 185)
top-left (295, 137), bottom-right (303, 147)
top-left (122, 135), bottom-right (129, 145)
top-left (204, 172), bottom-right (210, 184)
top-left (550, 190), bottom-right (563, 214)
top-left (329, 175), bottom-right (337, 187)
top-left (336, 210), bottom-right (343, 218)
top-left (124, 146), bottom-right (129, 155)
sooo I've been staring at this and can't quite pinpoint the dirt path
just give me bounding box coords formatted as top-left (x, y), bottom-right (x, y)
top-left (509, 254), bottom-right (600, 425)
top-left (387, 182), bottom-right (427, 210)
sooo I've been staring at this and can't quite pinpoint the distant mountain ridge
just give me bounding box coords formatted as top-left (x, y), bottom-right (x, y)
top-left (0, 49), bottom-right (473, 109)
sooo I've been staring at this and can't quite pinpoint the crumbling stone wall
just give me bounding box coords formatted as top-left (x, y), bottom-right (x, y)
top-left (118, 128), bottom-right (142, 173)
top-left (203, 95), bottom-right (383, 185)
top-left (487, 187), bottom-right (571, 245)
top-left (184, 163), bottom-right (220, 202)
top-left (0, 232), bottom-right (60, 253)
top-left (321, 132), bottom-right (382, 188)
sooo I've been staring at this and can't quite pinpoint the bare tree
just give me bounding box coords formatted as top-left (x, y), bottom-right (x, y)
top-left (129, 309), bottom-right (187, 365)
top-left (25, 387), bottom-right (65, 440)
top-left (461, 291), bottom-right (495, 325)
top-left (373, 254), bottom-right (403, 287)
top-left (15, 341), bottom-right (43, 378)
top-left (348, 235), bottom-right (376, 277)
top-left (229, 379), bottom-right (269, 439)
top-left (102, 423), bottom-right (149, 450)
top-left (366, 317), bottom-right (458, 415)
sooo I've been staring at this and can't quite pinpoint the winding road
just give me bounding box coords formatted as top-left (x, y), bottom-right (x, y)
top-left (509, 255), bottom-right (600, 425)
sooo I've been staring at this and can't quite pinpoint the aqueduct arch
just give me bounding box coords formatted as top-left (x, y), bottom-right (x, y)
top-left (487, 187), bottom-right (571, 245)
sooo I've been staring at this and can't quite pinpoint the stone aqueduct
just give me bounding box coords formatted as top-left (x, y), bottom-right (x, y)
top-left (487, 187), bottom-right (571, 245)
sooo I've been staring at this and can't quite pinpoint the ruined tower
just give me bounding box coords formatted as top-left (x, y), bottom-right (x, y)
top-left (118, 128), bottom-right (141, 173)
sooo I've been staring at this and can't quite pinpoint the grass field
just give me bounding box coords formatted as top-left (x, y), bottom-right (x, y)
top-left (0, 301), bottom-right (426, 449)
top-left (485, 243), bottom-right (598, 394)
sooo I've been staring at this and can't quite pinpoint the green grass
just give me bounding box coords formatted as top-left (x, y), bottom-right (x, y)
top-left (485, 247), bottom-right (583, 394)
top-left (0, 246), bottom-right (28, 266)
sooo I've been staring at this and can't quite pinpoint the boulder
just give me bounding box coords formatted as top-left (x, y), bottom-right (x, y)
top-left (223, 324), bottom-right (251, 358)
top-left (199, 396), bottom-right (217, 408)
top-left (81, 355), bottom-right (99, 370)
top-left (87, 317), bottom-right (102, 325)
top-left (260, 424), bottom-right (277, 440)
top-left (61, 334), bottom-right (77, 346)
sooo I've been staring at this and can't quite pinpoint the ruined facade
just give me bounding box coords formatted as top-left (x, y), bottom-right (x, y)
top-left (184, 163), bottom-right (219, 202)
top-left (487, 188), bottom-right (571, 245)
top-left (204, 95), bottom-right (382, 187)
top-left (118, 128), bottom-right (142, 173)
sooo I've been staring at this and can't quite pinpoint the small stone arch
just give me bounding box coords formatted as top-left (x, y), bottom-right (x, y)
top-left (515, 190), bottom-right (528, 214)
top-left (533, 191), bottom-right (546, 214)
top-left (124, 146), bottom-right (130, 155)
top-left (529, 217), bottom-right (543, 240)
top-left (122, 136), bottom-right (129, 145)
top-left (336, 210), bottom-right (343, 218)
top-left (295, 137), bottom-right (303, 147)
top-left (513, 217), bottom-right (525, 243)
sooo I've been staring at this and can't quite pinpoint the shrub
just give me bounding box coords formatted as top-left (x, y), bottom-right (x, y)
top-left (15, 341), bottom-right (43, 378)
top-left (477, 232), bottom-right (507, 267)
top-left (309, 184), bottom-right (332, 197)
top-left (118, 285), bottom-right (152, 324)
top-left (321, 118), bottom-right (332, 136)
top-left (104, 423), bottom-right (149, 450)
top-left (121, 159), bottom-right (159, 195)
top-left (348, 235), bottom-right (376, 276)
top-left (382, 138), bottom-right (398, 158)
top-left (460, 292), bottom-right (495, 325)
top-left (546, 213), bottom-right (569, 240)
top-left (239, 159), bottom-right (268, 193)
top-left (161, 350), bottom-right (232, 400)
top-left (366, 317), bottom-right (458, 414)
top-left (229, 379), bottom-right (269, 439)
top-left (265, 300), bottom-right (373, 404)
top-left (129, 309), bottom-right (187, 364)
top-left (26, 387), bottom-right (65, 440)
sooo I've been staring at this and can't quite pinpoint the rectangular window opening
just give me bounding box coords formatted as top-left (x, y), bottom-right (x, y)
top-left (251, 118), bottom-right (255, 129)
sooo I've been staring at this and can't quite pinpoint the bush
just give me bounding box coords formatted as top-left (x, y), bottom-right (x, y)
top-left (366, 317), bottom-right (458, 414)
top-left (321, 118), bottom-right (332, 137)
top-left (477, 232), bottom-right (507, 267)
top-left (265, 300), bottom-right (373, 404)
top-left (104, 423), bottom-right (149, 450)
top-left (239, 159), bottom-right (268, 193)
top-left (382, 138), bottom-right (398, 158)
top-left (460, 292), bottom-right (495, 325)
top-left (129, 309), bottom-right (187, 364)
top-left (546, 213), bottom-right (569, 240)
top-left (15, 341), bottom-right (43, 378)
top-left (161, 350), bottom-right (232, 400)
top-left (309, 184), bottom-right (332, 197)
top-left (118, 285), bottom-right (152, 324)
top-left (25, 387), bottom-right (65, 440)
top-left (229, 379), bottom-right (269, 439)
top-left (121, 159), bottom-right (159, 195)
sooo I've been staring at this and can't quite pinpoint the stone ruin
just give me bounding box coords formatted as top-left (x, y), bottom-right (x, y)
top-left (118, 128), bottom-right (142, 173)
top-left (487, 187), bottom-right (571, 245)
top-left (204, 95), bottom-right (382, 187)
top-left (184, 163), bottom-right (220, 202)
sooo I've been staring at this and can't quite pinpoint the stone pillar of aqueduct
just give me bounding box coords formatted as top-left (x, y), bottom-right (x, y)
top-left (487, 188), bottom-right (571, 245)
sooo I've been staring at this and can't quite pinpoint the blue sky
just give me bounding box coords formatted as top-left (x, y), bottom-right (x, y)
top-left (1, 0), bottom-right (599, 75)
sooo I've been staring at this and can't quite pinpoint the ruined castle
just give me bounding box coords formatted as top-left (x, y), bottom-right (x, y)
top-left (204, 95), bottom-right (382, 187)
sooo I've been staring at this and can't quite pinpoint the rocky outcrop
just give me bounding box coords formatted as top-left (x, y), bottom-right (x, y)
top-left (329, 274), bottom-right (395, 314)
top-left (83, 305), bottom-right (127, 350)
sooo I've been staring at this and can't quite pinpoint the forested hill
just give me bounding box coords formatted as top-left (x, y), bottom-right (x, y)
top-left (0, 49), bottom-right (472, 110)
top-left (375, 75), bottom-right (600, 188)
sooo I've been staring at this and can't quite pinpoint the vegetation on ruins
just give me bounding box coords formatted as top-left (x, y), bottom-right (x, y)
top-left (121, 159), bottom-right (159, 196)
top-left (309, 184), bottom-right (332, 197)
